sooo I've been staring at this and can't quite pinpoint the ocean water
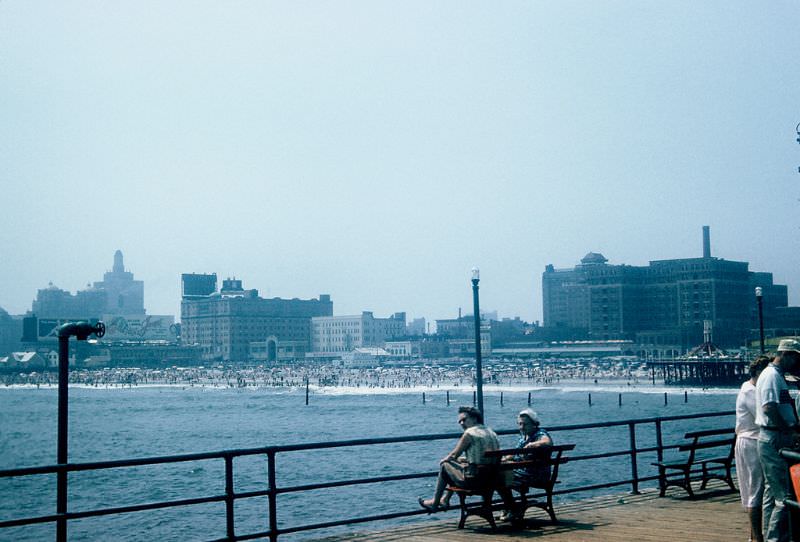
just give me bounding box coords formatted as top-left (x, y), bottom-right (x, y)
top-left (0, 380), bottom-right (738, 541)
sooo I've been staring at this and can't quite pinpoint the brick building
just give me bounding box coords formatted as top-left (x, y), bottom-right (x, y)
top-left (180, 275), bottom-right (332, 361)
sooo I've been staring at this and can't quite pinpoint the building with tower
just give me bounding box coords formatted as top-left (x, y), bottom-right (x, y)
top-left (28, 251), bottom-right (175, 343)
top-left (98, 250), bottom-right (145, 315)
top-left (542, 227), bottom-right (800, 352)
top-left (31, 250), bottom-right (145, 320)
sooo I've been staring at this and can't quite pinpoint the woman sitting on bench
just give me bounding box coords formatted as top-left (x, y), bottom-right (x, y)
top-left (498, 408), bottom-right (553, 521)
top-left (418, 406), bottom-right (500, 512)
top-left (512, 408), bottom-right (553, 482)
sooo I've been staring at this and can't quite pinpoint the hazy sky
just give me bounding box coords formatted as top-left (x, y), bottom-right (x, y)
top-left (1, 2), bottom-right (799, 325)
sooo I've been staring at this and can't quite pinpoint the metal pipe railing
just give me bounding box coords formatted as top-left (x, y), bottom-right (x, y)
top-left (779, 448), bottom-right (800, 511)
top-left (0, 410), bottom-right (735, 541)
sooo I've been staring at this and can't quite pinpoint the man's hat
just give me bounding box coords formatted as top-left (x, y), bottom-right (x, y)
top-left (778, 339), bottom-right (800, 354)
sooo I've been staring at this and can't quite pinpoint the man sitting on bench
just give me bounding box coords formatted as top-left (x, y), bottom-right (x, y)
top-left (498, 408), bottom-right (553, 522)
top-left (418, 406), bottom-right (500, 512)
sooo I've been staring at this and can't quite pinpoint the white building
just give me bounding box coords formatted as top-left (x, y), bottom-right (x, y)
top-left (311, 312), bottom-right (405, 355)
top-left (384, 340), bottom-right (421, 358)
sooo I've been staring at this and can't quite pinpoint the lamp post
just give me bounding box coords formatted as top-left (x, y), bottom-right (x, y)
top-left (471, 267), bottom-right (484, 418)
top-left (56, 321), bottom-right (105, 542)
top-left (755, 287), bottom-right (765, 354)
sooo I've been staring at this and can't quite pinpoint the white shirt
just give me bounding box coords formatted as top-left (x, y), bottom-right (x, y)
top-left (755, 364), bottom-right (796, 428)
top-left (463, 424), bottom-right (500, 464)
top-left (735, 380), bottom-right (759, 439)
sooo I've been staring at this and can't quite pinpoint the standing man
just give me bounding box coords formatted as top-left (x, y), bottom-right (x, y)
top-left (756, 339), bottom-right (800, 542)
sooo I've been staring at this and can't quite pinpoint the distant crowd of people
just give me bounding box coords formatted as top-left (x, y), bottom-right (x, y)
top-left (1, 361), bottom-right (648, 389)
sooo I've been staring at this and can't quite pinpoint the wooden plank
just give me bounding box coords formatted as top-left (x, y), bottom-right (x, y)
top-left (314, 480), bottom-right (744, 542)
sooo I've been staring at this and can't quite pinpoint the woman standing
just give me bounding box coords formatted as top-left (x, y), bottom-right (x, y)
top-left (736, 355), bottom-right (771, 542)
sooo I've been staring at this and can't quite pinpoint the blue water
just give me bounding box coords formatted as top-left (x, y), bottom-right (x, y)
top-left (0, 381), bottom-right (737, 541)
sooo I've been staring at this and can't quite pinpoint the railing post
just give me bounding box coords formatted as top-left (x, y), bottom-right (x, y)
top-left (225, 454), bottom-right (235, 540)
top-left (57, 334), bottom-right (69, 542)
top-left (628, 422), bottom-right (640, 494)
top-left (655, 419), bottom-right (664, 464)
top-left (268, 450), bottom-right (278, 542)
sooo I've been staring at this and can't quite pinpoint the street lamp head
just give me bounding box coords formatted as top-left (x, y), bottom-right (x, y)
top-left (471, 267), bottom-right (480, 281)
top-left (755, 287), bottom-right (763, 298)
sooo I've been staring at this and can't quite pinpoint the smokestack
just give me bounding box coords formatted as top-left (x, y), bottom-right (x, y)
top-left (702, 226), bottom-right (711, 258)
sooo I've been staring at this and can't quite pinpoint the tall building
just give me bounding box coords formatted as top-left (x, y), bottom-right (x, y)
top-left (96, 250), bottom-right (145, 315)
top-left (31, 250), bottom-right (145, 319)
top-left (180, 274), bottom-right (333, 361)
top-left (28, 251), bottom-right (175, 342)
top-left (0, 307), bottom-right (23, 356)
top-left (310, 312), bottom-right (405, 356)
top-left (542, 227), bottom-right (798, 350)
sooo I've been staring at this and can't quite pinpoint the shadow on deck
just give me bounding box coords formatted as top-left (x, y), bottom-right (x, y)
top-left (315, 480), bottom-right (743, 542)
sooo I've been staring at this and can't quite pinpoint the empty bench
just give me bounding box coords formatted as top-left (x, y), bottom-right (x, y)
top-left (652, 428), bottom-right (736, 498)
top-left (446, 443), bottom-right (575, 529)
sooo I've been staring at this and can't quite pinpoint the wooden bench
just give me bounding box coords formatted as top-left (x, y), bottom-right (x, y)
top-left (651, 428), bottom-right (736, 498)
top-left (446, 443), bottom-right (575, 529)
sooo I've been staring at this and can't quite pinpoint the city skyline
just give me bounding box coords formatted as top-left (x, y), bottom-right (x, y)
top-left (6, 232), bottom-right (798, 330)
top-left (1, 3), bottom-right (799, 323)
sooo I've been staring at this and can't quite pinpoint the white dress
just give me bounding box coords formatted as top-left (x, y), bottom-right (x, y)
top-left (735, 380), bottom-right (764, 508)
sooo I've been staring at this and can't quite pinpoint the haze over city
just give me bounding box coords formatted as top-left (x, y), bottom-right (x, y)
top-left (1, 2), bottom-right (798, 323)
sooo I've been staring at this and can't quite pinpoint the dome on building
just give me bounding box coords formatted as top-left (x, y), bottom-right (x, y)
top-left (580, 252), bottom-right (608, 265)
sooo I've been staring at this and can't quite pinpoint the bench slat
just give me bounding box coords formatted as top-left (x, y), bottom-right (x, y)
top-left (684, 428), bottom-right (734, 439)
top-left (485, 443), bottom-right (575, 457)
top-left (678, 437), bottom-right (735, 452)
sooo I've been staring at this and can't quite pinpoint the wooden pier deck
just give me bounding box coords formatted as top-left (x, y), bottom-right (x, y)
top-left (315, 481), bottom-right (745, 541)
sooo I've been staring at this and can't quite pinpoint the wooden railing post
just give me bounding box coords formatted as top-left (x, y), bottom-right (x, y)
top-left (224, 454), bottom-right (235, 540)
top-left (628, 422), bottom-right (640, 494)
